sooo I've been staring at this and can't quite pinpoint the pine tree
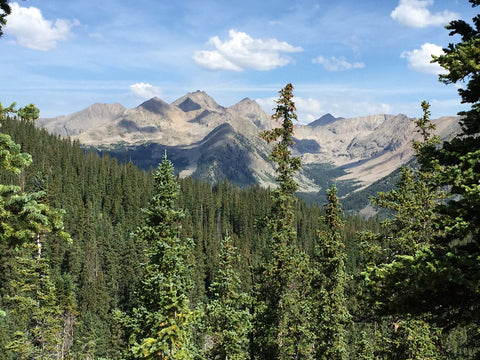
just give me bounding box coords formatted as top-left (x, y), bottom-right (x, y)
top-left (17, 103), bottom-right (40, 124)
top-left (204, 234), bottom-right (252, 360)
top-left (254, 84), bottom-right (314, 360)
top-left (6, 241), bottom-right (64, 359)
top-left (312, 185), bottom-right (351, 360)
top-left (362, 1), bottom-right (480, 336)
top-left (360, 103), bottom-right (446, 358)
top-left (125, 153), bottom-right (196, 359)
top-left (0, 103), bottom-right (73, 358)
top-left (426, 0), bottom-right (480, 327)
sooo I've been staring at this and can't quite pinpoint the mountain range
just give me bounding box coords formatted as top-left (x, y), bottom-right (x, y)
top-left (37, 90), bottom-right (461, 209)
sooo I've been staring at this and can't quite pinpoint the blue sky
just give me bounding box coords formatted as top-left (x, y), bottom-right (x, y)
top-left (0, 0), bottom-right (477, 123)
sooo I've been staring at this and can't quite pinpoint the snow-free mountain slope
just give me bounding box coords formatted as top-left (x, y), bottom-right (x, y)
top-left (37, 92), bottom-right (461, 197)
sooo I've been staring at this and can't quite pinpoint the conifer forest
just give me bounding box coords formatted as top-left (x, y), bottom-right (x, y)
top-left (1, 1), bottom-right (480, 359)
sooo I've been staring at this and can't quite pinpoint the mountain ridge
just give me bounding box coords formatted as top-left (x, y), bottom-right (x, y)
top-left (37, 91), bottom-right (461, 203)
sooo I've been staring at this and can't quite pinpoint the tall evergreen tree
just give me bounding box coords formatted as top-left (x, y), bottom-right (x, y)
top-left (0, 103), bottom-right (72, 359)
top-left (17, 103), bottom-right (40, 124)
top-left (6, 242), bottom-right (65, 359)
top-left (125, 153), bottom-right (196, 360)
top-left (312, 185), bottom-right (351, 360)
top-left (362, 0), bottom-right (480, 337)
top-left (254, 84), bottom-right (314, 360)
top-left (204, 234), bottom-right (252, 360)
top-left (361, 103), bottom-right (449, 358)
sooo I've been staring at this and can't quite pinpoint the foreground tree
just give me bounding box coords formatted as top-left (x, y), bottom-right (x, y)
top-left (204, 234), bottom-right (252, 360)
top-left (427, 0), bottom-right (480, 326)
top-left (360, 102), bottom-right (447, 358)
top-left (311, 185), bottom-right (351, 360)
top-left (362, 2), bottom-right (480, 341)
top-left (0, 0), bottom-right (11, 37)
top-left (254, 84), bottom-right (314, 360)
top-left (125, 154), bottom-right (195, 359)
top-left (0, 103), bottom-right (73, 358)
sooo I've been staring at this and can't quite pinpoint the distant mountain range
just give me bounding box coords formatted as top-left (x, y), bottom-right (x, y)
top-left (37, 90), bottom-right (461, 211)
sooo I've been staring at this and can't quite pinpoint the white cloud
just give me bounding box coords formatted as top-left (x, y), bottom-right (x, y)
top-left (130, 83), bottom-right (162, 99)
top-left (391, 0), bottom-right (459, 28)
top-left (193, 29), bottom-right (302, 71)
top-left (313, 56), bottom-right (365, 71)
top-left (294, 97), bottom-right (325, 123)
top-left (401, 43), bottom-right (447, 74)
top-left (256, 96), bottom-right (327, 124)
top-left (6, 2), bottom-right (78, 51)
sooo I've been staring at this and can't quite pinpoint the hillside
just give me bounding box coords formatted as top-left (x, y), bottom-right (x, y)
top-left (38, 91), bottom-right (461, 202)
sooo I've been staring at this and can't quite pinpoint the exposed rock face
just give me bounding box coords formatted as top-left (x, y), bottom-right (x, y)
top-left (39, 102), bottom-right (127, 137)
top-left (37, 92), bottom-right (461, 195)
top-left (308, 113), bottom-right (340, 127)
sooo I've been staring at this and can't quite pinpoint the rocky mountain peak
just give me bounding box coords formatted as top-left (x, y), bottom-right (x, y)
top-left (137, 97), bottom-right (171, 115)
top-left (309, 113), bottom-right (338, 127)
top-left (176, 97), bottom-right (202, 112)
top-left (37, 91), bottom-right (461, 198)
top-left (228, 97), bottom-right (271, 130)
top-left (37, 102), bottom-right (126, 137)
top-left (172, 90), bottom-right (222, 112)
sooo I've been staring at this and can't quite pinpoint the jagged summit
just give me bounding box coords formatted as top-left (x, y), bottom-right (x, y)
top-left (37, 91), bottom-right (461, 197)
top-left (228, 97), bottom-right (271, 130)
top-left (137, 97), bottom-right (170, 115)
top-left (309, 113), bottom-right (338, 127)
top-left (176, 97), bottom-right (202, 112)
top-left (172, 90), bottom-right (222, 112)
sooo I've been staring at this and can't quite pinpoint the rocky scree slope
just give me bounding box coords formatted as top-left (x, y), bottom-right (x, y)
top-left (38, 91), bottom-right (461, 197)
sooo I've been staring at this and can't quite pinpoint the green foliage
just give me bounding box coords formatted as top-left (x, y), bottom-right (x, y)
top-left (5, 242), bottom-right (65, 359)
top-left (311, 185), bottom-right (351, 360)
top-left (260, 83), bottom-right (301, 232)
top-left (424, 0), bottom-right (480, 327)
top-left (359, 3), bottom-right (480, 343)
top-left (17, 103), bottom-right (40, 124)
top-left (0, 103), bottom-right (73, 359)
top-left (204, 234), bottom-right (252, 360)
top-left (358, 102), bottom-right (448, 358)
top-left (0, 103), bottom-right (31, 175)
top-left (0, 0), bottom-right (11, 37)
top-left (1, 97), bottom-right (434, 358)
top-left (125, 154), bottom-right (196, 360)
top-left (255, 84), bottom-right (315, 360)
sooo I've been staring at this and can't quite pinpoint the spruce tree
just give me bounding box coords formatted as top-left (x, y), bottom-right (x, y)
top-left (254, 84), bottom-right (314, 360)
top-left (6, 242), bottom-right (64, 359)
top-left (17, 103), bottom-right (40, 124)
top-left (312, 185), bottom-right (351, 360)
top-left (125, 153), bottom-right (195, 359)
top-left (0, 103), bottom-right (72, 358)
top-left (361, 103), bottom-right (447, 358)
top-left (362, 0), bottom-right (480, 335)
top-left (204, 234), bottom-right (252, 360)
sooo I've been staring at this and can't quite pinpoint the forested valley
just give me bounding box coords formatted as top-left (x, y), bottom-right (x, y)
top-left (1, 1), bottom-right (480, 359)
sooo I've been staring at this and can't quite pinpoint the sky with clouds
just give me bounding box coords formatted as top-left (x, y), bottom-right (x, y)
top-left (0, 0), bottom-right (477, 123)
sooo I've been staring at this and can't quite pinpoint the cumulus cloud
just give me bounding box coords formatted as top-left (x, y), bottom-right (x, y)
top-left (401, 43), bottom-right (447, 74)
top-left (6, 2), bottom-right (78, 51)
top-left (130, 83), bottom-right (162, 99)
top-left (391, 0), bottom-right (459, 28)
top-left (313, 56), bottom-right (365, 71)
top-left (193, 29), bottom-right (302, 71)
top-left (256, 96), bottom-right (326, 124)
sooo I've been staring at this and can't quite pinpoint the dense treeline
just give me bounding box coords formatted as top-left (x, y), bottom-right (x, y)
top-left (2, 2), bottom-right (480, 358)
top-left (0, 110), bottom-right (380, 358)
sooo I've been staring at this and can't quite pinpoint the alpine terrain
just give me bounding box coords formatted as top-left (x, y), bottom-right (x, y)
top-left (37, 90), bottom-right (461, 204)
